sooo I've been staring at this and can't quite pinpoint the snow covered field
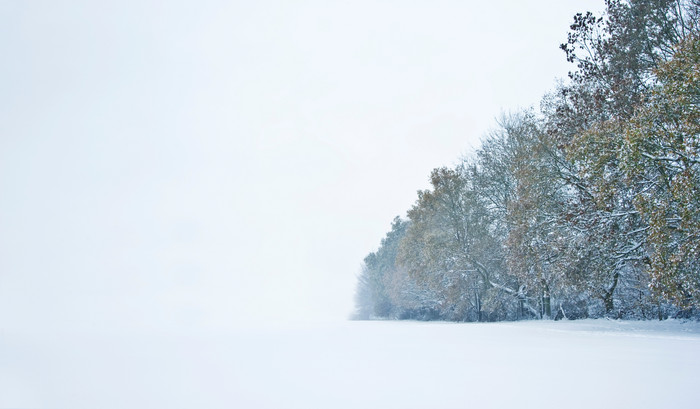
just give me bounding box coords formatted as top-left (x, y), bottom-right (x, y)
top-left (2, 319), bottom-right (699, 409)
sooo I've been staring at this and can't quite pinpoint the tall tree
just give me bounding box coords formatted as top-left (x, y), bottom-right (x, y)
top-left (544, 0), bottom-right (698, 316)
top-left (357, 217), bottom-right (409, 319)
top-left (622, 33), bottom-right (700, 310)
top-left (471, 113), bottom-right (560, 318)
top-left (398, 166), bottom-right (522, 321)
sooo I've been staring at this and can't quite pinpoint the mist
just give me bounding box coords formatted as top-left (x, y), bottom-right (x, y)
top-left (1, 0), bottom-right (600, 331)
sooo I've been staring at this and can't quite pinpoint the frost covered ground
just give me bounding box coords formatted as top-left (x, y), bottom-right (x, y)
top-left (2, 319), bottom-right (699, 409)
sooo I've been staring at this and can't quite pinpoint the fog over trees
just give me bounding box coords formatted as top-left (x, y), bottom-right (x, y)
top-left (355, 0), bottom-right (700, 321)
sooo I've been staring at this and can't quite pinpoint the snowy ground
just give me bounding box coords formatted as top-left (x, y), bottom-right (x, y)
top-left (2, 319), bottom-right (699, 409)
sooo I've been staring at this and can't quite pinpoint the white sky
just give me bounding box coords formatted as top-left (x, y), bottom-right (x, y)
top-left (0, 0), bottom-right (601, 330)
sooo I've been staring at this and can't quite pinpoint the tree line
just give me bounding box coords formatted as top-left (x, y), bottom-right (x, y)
top-left (354, 0), bottom-right (700, 321)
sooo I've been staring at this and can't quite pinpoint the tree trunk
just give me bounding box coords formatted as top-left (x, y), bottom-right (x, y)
top-left (601, 272), bottom-right (620, 315)
top-left (602, 292), bottom-right (614, 314)
top-left (475, 289), bottom-right (482, 322)
top-left (518, 299), bottom-right (525, 319)
top-left (541, 280), bottom-right (551, 319)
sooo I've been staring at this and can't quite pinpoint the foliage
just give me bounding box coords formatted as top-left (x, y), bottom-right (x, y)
top-left (622, 34), bottom-right (700, 308)
top-left (355, 0), bottom-right (700, 321)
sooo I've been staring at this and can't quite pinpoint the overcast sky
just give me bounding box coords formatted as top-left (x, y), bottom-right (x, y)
top-left (0, 0), bottom-right (601, 331)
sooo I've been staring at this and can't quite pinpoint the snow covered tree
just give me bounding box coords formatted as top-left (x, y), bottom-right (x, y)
top-left (397, 166), bottom-right (523, 321)
top-left (480, 114), bottom-right (570, 318)
top-left (356, 217), bottom-right (410, 319)
top-left (622, 33), bottom-right (700, 310)
top-left (352, 265), bottom-right (374, 320)
top-left (353, 0), bottom-right (700, 322)
top-left (543, 0), bottom-right (699, 317)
